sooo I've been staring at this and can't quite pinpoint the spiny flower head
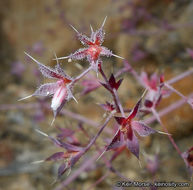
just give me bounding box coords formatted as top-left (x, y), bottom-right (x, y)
top-left (19, 52), bottom-right (77, 124)
top-left (56, 17), bottom-right (124, 73)
top-left (106, 98), bottom-right (157, 159)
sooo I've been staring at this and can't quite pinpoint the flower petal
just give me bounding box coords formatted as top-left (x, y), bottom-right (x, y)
top-left (114, 117), bottom-right (125, 125)
top-left (126, 133), bottom-right (139, 159)
top-left (55, 64), bottom-right (72, 82)
top-left (58, 163), bottom-right (67, 178)
top-left (106, 130), bottom-right (123, 151)
top-left (92, 16), bottom-right (107, 45)
top-left (140, 71), bottom-right (149, 88)
top-left (149, 73), bottom-right (158, 90)
top-left (46, 152), bottom-right (64, 161)
top-left (33, 82), bottom-right (60, 97)
top-left (69, 48), bottom-right (88, 60)
top-left (100, 46), bottom-right (112, 57)
top-left (24, 52), bottom-right (63, 79)
top-left (70, 24), bottom-right (93, 46)
top-left (60, 142), bottom-right (83, 152)
top-left (108, 74), bottom-right (123, 90)
top-left (132, 121), bottom-right (156, 137)
top-left (127, 98), bottom-right (142, 121)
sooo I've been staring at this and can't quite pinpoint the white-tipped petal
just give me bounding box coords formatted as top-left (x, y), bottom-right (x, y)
top-left (51, 117), bottom-right (55, 126)
top-left (69, 24), bottom-right (79, 33)
top-left (24, 52), bottom-right (40, 65)
top-left (158, 130), bottom-right (171, 136)
top-left (96, 149), bottom-right (106, 162)
top-left (31, 160), bottom-right (44, 164)
top-left (66, 167), bottom-right (71, 176)
top-left (112, 53), bottom-right (124, 59)
top-left (72, 95), bottom-right (78, 104)
top-left (101, 16), bottom-right (107, 28)
top-left (53, 56), bottom-right (69, 61)
top-left (53, 51), bottom-right (59, 64)
top-left (138, 159), bottom-right (142, 168)
top-left (18, 94), bottom-right (33, 101)
top-left (35, 129), bottom-right (49, 137)
top-left (90, 24), bottom-right (94, 33)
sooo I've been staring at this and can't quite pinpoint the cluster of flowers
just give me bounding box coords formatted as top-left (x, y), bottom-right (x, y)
top-left (20, 18), bottom-right (193, 182)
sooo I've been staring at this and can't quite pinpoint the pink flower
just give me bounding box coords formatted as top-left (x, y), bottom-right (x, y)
top-left (106, 98), bottom-right (157, 159)
top-left (56, 17), bottom-right (124, 73)
top-left (19, 52), bottom-right (76, 124)
top-left (140, 72), bottom-right (170, 108)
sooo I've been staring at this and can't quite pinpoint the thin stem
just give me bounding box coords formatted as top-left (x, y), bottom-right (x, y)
top-left (113, 88), bottom-right (125, 117)
top-left (59, 106), bottom-right (113, 135)
top-left (85, 113), bottom-right (113, 152)
top-left (167, 68), bottom-right (193, 85)
top-left (165, 83), bottom-right (193, 109)
top-left (54, 115), bottom-right (113, 190)
top-left (123, 60), bottom-right (142, 85)
top-left (54, 153), bottom-right (99, 190)
top-left (71, 66), bottom-right (92, 85)
top-left (145, 93), bottom-right (193, 124)
top-left (165, 83), bottom-right (187, 100)
top-left (151, 108), bottom-right (182, 156)
top-left (86, 171), bottom-right (110, 190)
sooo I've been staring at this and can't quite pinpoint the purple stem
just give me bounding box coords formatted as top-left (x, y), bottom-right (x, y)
top-left (84, 114), bottom-right (113, 152)
top-left (145, 92), bottom-right (193, 124)
top-left (54, 114), bottom-right (112, 190)
top-left (167, 68), bottom-right (193, 85)
top-left (54, 153), bottom-right (99, 190)
top-left (164, 83), bottom-right (192, 109)
top-left (71, 66), bottom-right (92, 85)
top-left (151, 108), bottom-right (182, 156)
top-left (86, 171), bottom-right (110, 190)
top-left (123, 60), bottom-right (143, 85)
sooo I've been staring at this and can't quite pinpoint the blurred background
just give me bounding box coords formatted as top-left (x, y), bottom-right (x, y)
top-left (0, 0), bottom-right (193, 189)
